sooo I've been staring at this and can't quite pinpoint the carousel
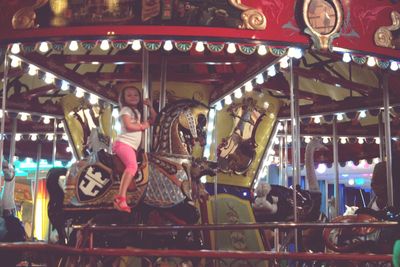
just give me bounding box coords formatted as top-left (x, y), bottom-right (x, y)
top-left (0, 0), bottom-right (399, 266)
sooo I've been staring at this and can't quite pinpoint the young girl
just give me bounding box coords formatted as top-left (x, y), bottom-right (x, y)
top-left (113, 86), bottom-right (157, 212)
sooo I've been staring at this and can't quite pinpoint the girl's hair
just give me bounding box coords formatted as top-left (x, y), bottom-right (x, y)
top-left (118, 86), bottom-right (143, 119)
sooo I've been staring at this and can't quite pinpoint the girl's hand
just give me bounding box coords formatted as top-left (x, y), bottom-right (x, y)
top-left (143, 98), bottom-right (152, 107)
top-left (141, 121), bottom-right (150, 129)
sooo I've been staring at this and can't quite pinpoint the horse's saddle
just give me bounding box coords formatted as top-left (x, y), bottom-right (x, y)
top-left (97, 149), bottom-right (147, 185)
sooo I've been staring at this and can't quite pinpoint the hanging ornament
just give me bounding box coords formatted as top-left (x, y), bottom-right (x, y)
top-left (175, 41), bottom-right (193, 52)
top-left (81, 41), bottom-right (97, 50)
top-left (376, 59), bottom-right (390, 69)
top-left (143, 41), bottom-right (162, 51)
top-left (238, 44), bottom-right (256, 55)
top-left (112, 40), bottom-right (129, 50)
top-left (52, 42), bottom-right (65, 52)
top-left (269, 47), bottom-right (287, 57)
top-left (351, 55), bottom-right (367, 65)
top-left (207, 42), bottom-right (225, 53)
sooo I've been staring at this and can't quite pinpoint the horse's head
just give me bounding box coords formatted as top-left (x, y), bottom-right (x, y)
top-left (177, 101), bottom-right (209, 151)
top-left (190, 157), bottom-right (218, 181)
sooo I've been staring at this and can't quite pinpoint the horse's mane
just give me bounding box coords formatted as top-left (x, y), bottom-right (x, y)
top-left (154, 99), bottom-right (207, 125)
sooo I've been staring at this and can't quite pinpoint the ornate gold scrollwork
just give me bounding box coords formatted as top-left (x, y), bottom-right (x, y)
top-left (12, 0), bottom-right (48, 29)
top-left (228, 0), bottom-right (266, 30)
top-left (374, 11), bottom-right (400, 49)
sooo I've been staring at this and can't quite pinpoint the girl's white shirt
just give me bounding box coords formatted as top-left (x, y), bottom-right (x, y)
top-left (115, 106), bottom-right (142, 150)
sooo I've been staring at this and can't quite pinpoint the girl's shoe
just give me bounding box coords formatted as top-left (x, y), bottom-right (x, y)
top-left (113, 195), bottom-right (131, 213)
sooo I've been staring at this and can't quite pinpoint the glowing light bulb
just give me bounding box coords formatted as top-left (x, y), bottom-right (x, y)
top-left (215, 101), bottom-right (223, 111)
top-left (44, 73), bottom-right (55, 84)
top-left (131, 40), bottom-right (142, 51)
top-left (267, 66), bottom-right (276, 77)
top-left (342, 53), bottom-right (351, 63)
top-left (280, 57), bottom-right (289, 68)
top-left (11, 43), bottom-right (20, 54)
top-left (20, 113), bottom-right (28, 121)
top-left (340, 137), bottom-right (347, 144)
top-left (47, 134), bottom-right (54, 141)
top-left (43, 116), bottom-right (51, 124)
top-left (257, 45), bottom-right (267, 56)
top-left (224, 95), bottom-right (232, 105)
top-left (375, 137), bottom-right (380, 144)
top-left (373, 158), bottom-right (380, 164)
top-left (39, 42), bottom-right (49, 53)
top-left (304, 136), bottom-right (311, 143)
top-left (227, 43), bottom-right (236, 54)
top-left (336, 113), bottom-right (344, 121)
top-left (316, 163), bottom-right (327, 174)
top-left (163, 40), bottom-right (173, 51)
top-left (195, 41), bottom-right (205, 52)
top-left (100, 40), bottom-right (110, 51)
top-left (274, 138), bottom-right (280, 145)
top-left (367, 56), bottom-right (376, 67)
top-left (323, 137), bottom-right (329, 144)
top-left (359, 110), bottom-right (367, 118)
top-left (75, 87), bottom-right (84, 98)
top-left (390, 61), bottom-right (399, 71)
top-left (287, 135), bottom-right (292, 143)
top-left (28, 65), bottom-right (37, 76)
top-left (15, 134), bottom-right (21, 141)
top-left (69, 40), bottom-right (79, 51)
top-left (10, 57), bottom-right (20, 68)
top-left (66, 146), bottom-right (72, 153)
top-left (244, 81), bottom-right (253, 92)
top-left (256, 73), bottom-right (264, 84)
top-left (314, 116), bottom-right (321, 124)
top-left (89, 94), bottom-right (98, 105)
top-left (62, 134), bottom-right (68, 141)
top-left (357, 137), bottom-right (364, 144)
top-left (0, 110), bottom-right (3, 119)
top-left (348, 179), bottom-right (355, 186)
top-left (200, 176), bottom-right (207, 183)
top-left (31, 134), bottom-right (37, 141)
top-left (234, 88), bottom-right (242, 99)
top-left (61, 81), bottom-right (69, 91)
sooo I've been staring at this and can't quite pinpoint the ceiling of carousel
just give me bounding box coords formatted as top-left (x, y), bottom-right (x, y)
top-left (0, 40), bottom-right (399, 165)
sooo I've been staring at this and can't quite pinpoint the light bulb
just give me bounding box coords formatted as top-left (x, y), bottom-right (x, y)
top-left (314, 116), bottom-right (321, 124)
top-left (11, 43), bottom-right (20, 54)
top-left (69, 40), bottom-right (79, 51)
top-left (10, 57), bottom-right (20, 68)
top-left (215, 101), bottom-right (223, 111)
top-left (47, 134), bottom-right (54, 141)
top-left (20, 113), bottom-right (28, 121)
top-left (195, 41), bottom-right (205, 52)
top-left (62, 134), bottom-right (68, 141)
top-left (15, 134), bottom-right (21, 142)
top-left (100, 40), bottom-right (110, 51)
top-left (75, 87), bottom-right (84, 98)
top-left (357, 137), bottom-right (364, 144)
top-left (234, 88), bottom-right (242, 99)
top-left (287, 135), bottom-right (292, 143)
top-left (39, 42), bottom-right (49, 53)
top-left (256, 73), bottom-right (264, 84)
top-left (163, 40), bottom-right (173, 51)
top-left (89, 94), bottom-right (98, 105)
top-left (342, 53), bottom-right (351, 63)
top-left (336, 113), bottom-right (344, 121)
top-left (340, 137), bottom-right (347, 144)
top-left (304, 136), bottom-right (311, 143)
top-left (31, 134), bottom-right (37, 141)
top-left (367, 56), bottom-right (376, 67)
top-left (43, 116), bottom-right (51, 124)
top-left (257, 45), bottom-right (267, 56)
top-left (227, 43), bottom-right (236, 54)
top-left (280, 57), bottom-right (289, 68)
top-left (359, 110), bottom-right (367, 118)
top-left (287, 47), bottom-right (297, 58)
top-left (61, 81), bottom-right (69, 91)
top-left (375, 137), bottom-right (380, 144)
top-left (244, 81), bottom-right (253, 92)
top-left (390, 61), bottom-right (399, 71)
top-left (267, 66), bottom-right (276, 77)
top-left (224, 95), bottom-right (232, 105)
top-left (323, 137), bottom-right (329, 144)
top-left (28, 65), bottom-right (37, 76)
top-left (44, 73), bottom-right (55, 84)
top-left (131, 40), bottom-right (141, 51)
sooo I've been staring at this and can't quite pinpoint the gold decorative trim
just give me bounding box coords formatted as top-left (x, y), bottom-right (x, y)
top-left (303, 0), bottom-right (344, 51)
top-left (374, 11), bottom-right (400, 49)
top-left (228, 0), bottom-right (266, 30)
top-left (12, 0), bottom-right (48, 29)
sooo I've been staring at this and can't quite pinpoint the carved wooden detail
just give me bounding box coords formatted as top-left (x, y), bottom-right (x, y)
top-left (228, 0), bottom-right (266, 30)
top-left (374, 11), bottom-right (400, 49)
top-left (12, 0), bottom-right (48, 29)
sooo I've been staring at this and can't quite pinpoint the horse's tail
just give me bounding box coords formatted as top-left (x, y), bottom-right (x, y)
top-left (46, 167), bottom-right (68, 244)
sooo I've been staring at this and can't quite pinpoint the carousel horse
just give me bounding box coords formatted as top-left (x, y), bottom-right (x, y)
top-left (218, 97), bottom-right (265, 175)
top-left (46, 99), bottom-right (218, 252)
top-left (252, 138), bottom-right (328, 252)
